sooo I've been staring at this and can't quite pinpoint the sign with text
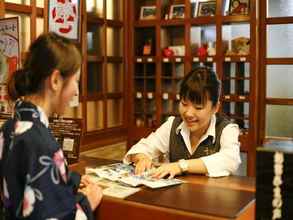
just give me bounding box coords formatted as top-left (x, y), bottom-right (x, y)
top-left (0, 17), bottom-right (19, 113)
top-left (49, 117), bottom-right (83, 164)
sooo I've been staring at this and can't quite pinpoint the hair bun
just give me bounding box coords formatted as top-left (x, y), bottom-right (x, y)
top-left (7, 68), bottom-right (32, 101)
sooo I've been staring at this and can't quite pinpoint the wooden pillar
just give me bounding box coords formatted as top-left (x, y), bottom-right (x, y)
top-left (30, 0), bottom-right (36, 41)
top-left (0, 0), bottom-right (5, 18)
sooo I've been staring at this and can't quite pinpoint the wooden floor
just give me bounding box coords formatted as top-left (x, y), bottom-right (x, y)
top-left (81, 142), bottom-right (127, 161)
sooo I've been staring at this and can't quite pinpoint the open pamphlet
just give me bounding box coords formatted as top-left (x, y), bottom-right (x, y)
top-left (84, 175), bottom-right (141, 199)
top-left (86, 163), bottom-right (183, 189)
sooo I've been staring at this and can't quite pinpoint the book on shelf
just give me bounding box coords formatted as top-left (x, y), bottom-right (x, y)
top-left (86, 163), bottom-right (184, 189)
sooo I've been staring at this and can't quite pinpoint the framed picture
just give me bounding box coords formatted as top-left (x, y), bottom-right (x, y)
top-left (197, 1), bottom-right (216, 17)
top-left (229, 0), bottom-right (249, 15)
top-left (140, 6), bottom-right (157, 20)
top-left (48, 0), bottom-right (80, 41)
top-left (0, 17), bottom-right (20, 84)
top-left (169, 4), bottom-right (185, 19)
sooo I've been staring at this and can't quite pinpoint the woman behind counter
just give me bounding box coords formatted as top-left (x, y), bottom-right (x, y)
top-left (124, 66), bottom-right (241, 179)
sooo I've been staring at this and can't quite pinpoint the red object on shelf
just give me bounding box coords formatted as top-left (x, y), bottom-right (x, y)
top-left (198, 44), bottom-right (208, 60)
top-left (163, 47), bottom-right (174, 58)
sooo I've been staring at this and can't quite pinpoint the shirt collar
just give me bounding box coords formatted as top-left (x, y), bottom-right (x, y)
top-left (36, 105), bottom-right (49, 128)
top-left (175, 114), bottom-right (217, 143)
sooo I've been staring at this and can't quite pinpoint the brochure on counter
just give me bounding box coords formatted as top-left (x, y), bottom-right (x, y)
top-left (85, 175), bottom-right (141, 199)
top-left (86, 163), bottom-right (183, 189)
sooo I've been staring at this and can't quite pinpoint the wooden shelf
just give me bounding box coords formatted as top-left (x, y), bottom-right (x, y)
top-left (107, 56), bottom-right (123, 63)
top-left (134, 20), bottom-right (157, 27)
top-left (223, 55), bottom-right (251, 62)
top-left (190, 17), bottom-right (216, 25)
top-left (223, 76), bottom-right (251, 80)
top-left (106, 93), bottom-right (123, 99)
top-left (87, 55), bottom-right (104, 62)
top-left (192, 56), bottom-right (217, 62)
top-left (106, 20), bottom-right (124, 27)
top-left (87, 15), bottom-right (104, 24)
top-left (161, 57), bottom-right (185, 63)
top-left (161, 19), bottom-right (185, 26)
top-left (135, 56), bottom-right (156, 63)
top-left (222, 15), bottom-right (251, 23)
top-left (222, 95), bottom-right (250, 102)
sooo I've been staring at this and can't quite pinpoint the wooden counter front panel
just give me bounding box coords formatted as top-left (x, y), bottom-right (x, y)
top-left (126, 183), bottom-right (254, 219)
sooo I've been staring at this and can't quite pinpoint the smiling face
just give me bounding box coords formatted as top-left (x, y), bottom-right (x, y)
top-left (179, 98), bottom-right (219, 135)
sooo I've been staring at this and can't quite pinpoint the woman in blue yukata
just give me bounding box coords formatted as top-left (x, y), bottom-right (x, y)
top-left (0, 32), bottom-right (102, 219)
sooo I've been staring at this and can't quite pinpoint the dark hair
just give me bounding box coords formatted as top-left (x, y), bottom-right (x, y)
top-left (179, 66), bottom-right (221, 107)
top-left (8, 32), bottom-right (81, 101)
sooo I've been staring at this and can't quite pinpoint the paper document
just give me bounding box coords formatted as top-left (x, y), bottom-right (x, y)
top-left (86, 163), bottom-right (183, 189)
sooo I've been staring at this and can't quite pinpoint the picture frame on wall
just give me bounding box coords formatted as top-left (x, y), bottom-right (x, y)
top-left (197, 1), bottom-right (217, 17)
top-left (0, 17), bottom-right (19, 113)
top-left (0, 17), bottom-right (20, 82)
top-left (48, 0), bottom-right (80, 41)
top-left (229, 0), bottom-right (249, 15)
top-left (140, 6), bottom-right (157, 20)
top-left (169, 4), bottom-right (185, 19)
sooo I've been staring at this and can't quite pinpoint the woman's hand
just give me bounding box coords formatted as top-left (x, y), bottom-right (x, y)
top-left (151, 162), bottom-right (182, 179)
top-left (79, 183), bottom-right (103, 210)
top-left (131, 153), bottom-right (153, 175)
top-left (79, 175), bottom-right (93, 188)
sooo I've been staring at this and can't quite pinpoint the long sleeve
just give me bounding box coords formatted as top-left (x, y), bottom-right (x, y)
top-left (200, 123), bottom-right (241, 177)
top-left (0, 122), bottom-right (93, 220)
top-left (124, 116), bottom-right (175, 163)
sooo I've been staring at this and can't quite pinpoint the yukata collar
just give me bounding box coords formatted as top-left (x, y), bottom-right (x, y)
top-left (14, 100), bottom-right (49, 127)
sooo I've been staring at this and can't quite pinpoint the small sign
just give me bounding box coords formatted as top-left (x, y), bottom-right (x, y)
top-left (224, 95), bottom-right (231, 99)
top-left (163, 58), bottom-right (169, 62)
top-left (49, 117), bottom-right (82, 164)
top-left (147, 58), bottom-right (153, 62)
top-left (207, 57), bottom-right (213, 62)
top-left (162, 93), bottom-right (169, 99)
top-left (136, 92), bottom-right (143, 99)
top-left (63, 138), bottom-right (75, 151)
top-left (175, 58), bottom-right (182, 62)
top-left (240, 57), bottom-right (246, 62)
top-left (193, 57), bottom-right (199, 62)
top-left (137, 58), bottom-right (142, 62)
top-left (225, 57), bottom-right (231, 62)
top-left (147, 92), bottom-right (153, 99)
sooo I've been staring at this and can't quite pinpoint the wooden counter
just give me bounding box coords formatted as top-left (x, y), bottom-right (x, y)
top-left (70, 156), bottom-right (255, 220)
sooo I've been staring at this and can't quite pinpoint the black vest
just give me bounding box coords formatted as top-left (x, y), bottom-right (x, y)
top-left (169, 115), bottom-right (231, 162)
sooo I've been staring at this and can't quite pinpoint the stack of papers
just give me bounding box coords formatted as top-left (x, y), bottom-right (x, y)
top-left (86, 163), bottom-right (183, 189)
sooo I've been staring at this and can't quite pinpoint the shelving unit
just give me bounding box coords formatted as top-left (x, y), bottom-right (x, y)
top-left (80, 0), bottom-right (127, 148)
top-left (128, 0), bottom-right (257, 176)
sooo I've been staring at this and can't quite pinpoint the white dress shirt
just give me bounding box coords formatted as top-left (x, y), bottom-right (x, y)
top-left (124, 115), bottom-right (241, 177)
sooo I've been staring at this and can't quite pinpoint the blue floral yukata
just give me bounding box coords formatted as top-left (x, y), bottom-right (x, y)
top-left (0, 100), bottom-right (93, 220)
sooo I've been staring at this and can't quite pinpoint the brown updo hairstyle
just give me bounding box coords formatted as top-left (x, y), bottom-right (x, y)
top-left (8, 32), bottom-right (81, 101)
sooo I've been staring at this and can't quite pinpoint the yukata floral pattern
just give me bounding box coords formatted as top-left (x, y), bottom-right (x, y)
top-left (0, 101), bottom-right (93, 220)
